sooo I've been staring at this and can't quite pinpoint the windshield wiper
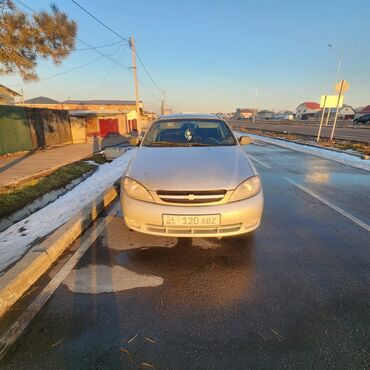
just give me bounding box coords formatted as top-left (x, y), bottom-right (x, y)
top-left (145, 141), bottom-right (185, 147)
top-left (145, 141), bottom-right (212, 147)
top-left (187, 143), bottom-right (211, 147)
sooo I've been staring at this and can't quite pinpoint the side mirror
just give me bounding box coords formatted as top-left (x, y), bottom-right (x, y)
top-left (239, 136), bottom-right (253, 145)
top-left (129, 137), bottom-right (141, 146)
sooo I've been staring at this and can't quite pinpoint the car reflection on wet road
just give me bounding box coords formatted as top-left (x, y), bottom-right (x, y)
top-left (1, 142), bottom-right (370, 370)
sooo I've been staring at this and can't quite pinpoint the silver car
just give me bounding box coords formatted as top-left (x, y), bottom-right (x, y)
top-left (121, 114), bottom-right (263, 237)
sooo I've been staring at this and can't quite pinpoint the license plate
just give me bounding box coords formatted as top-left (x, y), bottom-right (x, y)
top-left (163, 214), bottom-right (221, 227)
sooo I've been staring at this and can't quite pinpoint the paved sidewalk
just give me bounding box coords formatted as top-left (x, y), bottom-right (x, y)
top-left (0, 136), bottom-right (128, 188)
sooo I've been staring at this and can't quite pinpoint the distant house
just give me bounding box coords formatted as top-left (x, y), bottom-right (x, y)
top-left (355, 105), bottom-right (370, 118)
top-left (236, 108), bottom-right (254, 119)
top-left (296, 102), bottom-right (321, 120)
top-left (315, 105), bottom-right (355, 120)
top-left (339, 105), bottom-right (355, 119)
top-left (273, 111), bottom-right (295, 120)
top-left (257, 110), bottom-right (274, 120)
top-left (0, 84), bottom-right (21, 105)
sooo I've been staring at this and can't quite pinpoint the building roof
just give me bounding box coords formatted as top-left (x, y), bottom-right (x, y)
top-left (360, 105), bottom-right (370, 113)
top-left (0, 84), bottom-right (21, 97)
top-left (24, 96), bottom-right (60, 104)
top-left (69, 110), bottom-right (131, 116)
top-left (302, 102), bottom-right (320, 109)
top-left (258, 110), bottom-right (274, 114)
top-left (316, 106), bottom-right (355, 114)
top-left (62, 99), bottom-right (139, 105)
top-left (274, 111), bottom-right (295, 116)
top-left (237, 108), bottom-right (254, 113)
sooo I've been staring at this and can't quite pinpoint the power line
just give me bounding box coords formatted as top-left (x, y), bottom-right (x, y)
top-left (76, 37), bottom-right (130, 69)
top-left (75, 40), bottom-right (124, 51)
top-left (138, 79), bottom-right (157, 98)
top-left (13, 0), bottom-right (33, 13)
top-left (70, 0), bottom-right (163, 95)
top-left (135, 51), bottom-right (163, 95)
top-left (70, 0), bottom-right (130, 43)
top-left (13, 0), bottom-right (158, 99)
top-left (14, 0), bottom-right (129, 69)
top-left (38, 56), bottom-right (104, 81)
top-left (87, 46), bottom-right (127, 98)
top-left (8, 55), bottom-right (103, 87)
top-left (77, 37), bottom-right (157, 98)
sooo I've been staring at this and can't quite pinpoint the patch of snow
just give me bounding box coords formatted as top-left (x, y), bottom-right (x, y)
top-left (235, 131), bottom-right (370, 172)
top-left (0, 149), bottom-right (136, 274)
top-left (84, 160), bottom-right (98, 166)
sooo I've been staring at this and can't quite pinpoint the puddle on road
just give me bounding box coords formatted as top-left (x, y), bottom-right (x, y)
top-left (63, 265), bottom-right (163, 294)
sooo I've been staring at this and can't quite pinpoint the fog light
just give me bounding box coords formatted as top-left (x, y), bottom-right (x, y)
top-left (245, 218), bottom-right (258, 228)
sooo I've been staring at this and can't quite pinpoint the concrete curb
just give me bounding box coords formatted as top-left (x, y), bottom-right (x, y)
top-left (258, 135), bottom-right (367, 159)
top-left (0, 185), bottom-right (119, 317)
top-left (234, 127), bottom-right (368, 159)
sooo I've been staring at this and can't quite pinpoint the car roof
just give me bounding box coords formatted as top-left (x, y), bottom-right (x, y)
top-left (158, 113), bottom-right (222, 121)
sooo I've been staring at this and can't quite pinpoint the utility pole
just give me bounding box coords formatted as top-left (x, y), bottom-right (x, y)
top-left (250, 81), bottom-right (258, 124)
top-left (161, 91), bottom-right (167, 115)
top-left (129, 36), bottom-right (141, 135)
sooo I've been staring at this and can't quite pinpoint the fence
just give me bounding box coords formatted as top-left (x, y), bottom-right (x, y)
top-left (0, 105), bottom-right (33, 155)
top-left (26, 108), bottom-right (72, 148)
top-left (0, 106), bottom-right (73, 155)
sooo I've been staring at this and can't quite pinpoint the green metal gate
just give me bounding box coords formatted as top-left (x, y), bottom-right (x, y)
top-left (0, 106), bottom-right (33, 155)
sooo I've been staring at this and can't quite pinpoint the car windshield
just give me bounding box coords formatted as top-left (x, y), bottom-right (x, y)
top-left (142, 119), bottom-right (237, 147)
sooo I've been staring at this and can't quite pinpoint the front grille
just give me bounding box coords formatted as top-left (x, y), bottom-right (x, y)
top-left (146, 223), bottom-right (242, 235)
top-left (157, 189), bottom-right (226, 204)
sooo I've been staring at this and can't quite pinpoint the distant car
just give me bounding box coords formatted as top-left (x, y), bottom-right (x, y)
top-left (120, 113), bottom-right (263, 238)
top-left (354, 114), bottom-right (370, 125)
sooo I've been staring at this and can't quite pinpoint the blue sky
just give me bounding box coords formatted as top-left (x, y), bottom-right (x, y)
top-left (3, 0), bottom-right (370, 113)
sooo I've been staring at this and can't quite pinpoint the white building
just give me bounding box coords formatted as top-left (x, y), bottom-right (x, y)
top-left (0, 84), bottom-right (21, 105)
top-left (296, 102), bottom-right (321, 120)
top-left (315, 105), bottom-right (355, 120)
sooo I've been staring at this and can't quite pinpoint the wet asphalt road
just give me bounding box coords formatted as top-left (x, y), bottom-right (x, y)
top-left (1, 142), bottom-right (370, 369)
top-left (230, 121), bottom-right (370, 142)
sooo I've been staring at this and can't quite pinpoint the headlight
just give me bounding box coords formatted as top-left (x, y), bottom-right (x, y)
top-left (230, 176), bottom-right (261, 202)
top-left (122, 177), bottom-right (154, 203)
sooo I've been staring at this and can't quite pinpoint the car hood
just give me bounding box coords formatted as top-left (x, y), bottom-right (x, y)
top-left (125, 146), bottom-right (254, 190)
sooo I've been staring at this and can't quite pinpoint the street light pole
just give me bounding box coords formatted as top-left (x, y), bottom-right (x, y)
top-left (328, 43), bottom-right (342, 86)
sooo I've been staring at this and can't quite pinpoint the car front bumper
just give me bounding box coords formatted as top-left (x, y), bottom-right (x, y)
top-left (121, 191), bottom-right (264, 238)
